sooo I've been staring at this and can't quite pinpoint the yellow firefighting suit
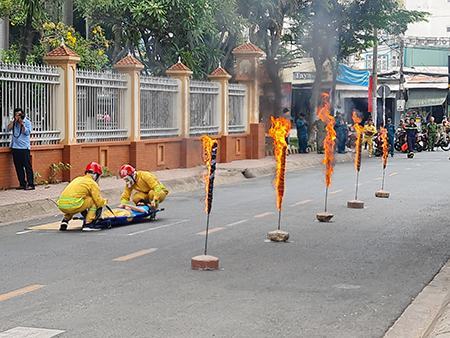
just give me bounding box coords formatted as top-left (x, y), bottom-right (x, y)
top-left (120, 171), bottom-right (168, 206)
top-left (363, 124), bottom-right (377, 156)
top-left (57, 174), bottom-right (107, 224)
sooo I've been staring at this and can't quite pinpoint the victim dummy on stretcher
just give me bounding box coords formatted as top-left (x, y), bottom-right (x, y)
top-left (73, 204), bottom-right (164, 230)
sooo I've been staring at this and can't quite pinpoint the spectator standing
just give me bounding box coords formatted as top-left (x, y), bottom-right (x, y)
top-left (427, 116), bottom-right (438, 151)
top-left (386, 118), bottom-right (396, 157)
top-left (296, 114), bottom-right (309, 153)
top-left (7, 108), bottom-right (35, 190)
top-left (405, 118), bottom-right (418, 156)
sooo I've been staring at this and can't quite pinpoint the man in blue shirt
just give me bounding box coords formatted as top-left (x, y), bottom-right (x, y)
top-left (7, 108), bottom-right (35, 190)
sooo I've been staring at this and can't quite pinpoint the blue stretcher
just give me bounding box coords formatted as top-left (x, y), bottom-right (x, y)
top-left (75, 205), bottom-right (163, 230)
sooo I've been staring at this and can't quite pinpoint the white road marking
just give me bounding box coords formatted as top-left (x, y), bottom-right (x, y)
top-left (196, 227), bottom-right (225, 235)
top-left (16, 230), bottom-right (33, 235)
top-left (113, 248), bottom-right (157, 262)
top-left (0, 285), bottom-right (44, 303)
top-left (254, 212), bottom-right (275, 218)
top-left (330, 189), bottom-right (343, 195)
top-left (127, 219), bottom-right (189, 236)
top-left (0, 327), bottom-right (64, 338)
top-left (406, 168), bottom-right (412, 170)
top-left (224, 219), bottom-right (248, 227)
top-left (374, 177), bottom-right (383, 181)
top-left (289, 199), bottom-right (312, 207)
top-left (389, 172), bottom-right (398, 177)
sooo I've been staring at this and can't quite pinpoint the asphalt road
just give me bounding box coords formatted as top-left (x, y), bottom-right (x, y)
top-left (0, 151), bottom-right (449, 338)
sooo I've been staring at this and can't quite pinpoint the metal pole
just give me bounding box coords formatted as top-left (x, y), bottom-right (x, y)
top-left (277, 209), bottom-right (282, 231)
top-left (204, 213), bottom-right (210, 255)
top-left (355, 171), bottom-right (360, 200)
top-left (324, 186), bottom-right (329, 213)
top-left (383, 86), bottom-right (386, 126)
top-left (381, 168), bottom-right (386, 191)
top-left (372, 28), bottom-right (379, 127)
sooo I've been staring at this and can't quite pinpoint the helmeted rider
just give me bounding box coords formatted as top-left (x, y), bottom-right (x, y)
top-left (57, 162), bottom-right (107, 232)
top-left (119, 164), bottom-right (168, 208)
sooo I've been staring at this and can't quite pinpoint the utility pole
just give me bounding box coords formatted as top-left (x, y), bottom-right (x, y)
top-left (0, 18), bottom-right (9, 52)
top-left (397, 37), bottom-right (406, 121)
top-left (371, 29), bottom-right (378, 127)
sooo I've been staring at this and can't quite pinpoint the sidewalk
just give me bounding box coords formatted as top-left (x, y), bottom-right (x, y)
top-left (0, 152), bottom-right (353, 225)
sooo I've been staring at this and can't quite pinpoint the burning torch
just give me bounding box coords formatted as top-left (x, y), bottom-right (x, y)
top-left (348, 112), bottom-right (365, 209)
top-left (375, 127), bottom-right (390, 198)
top-left (267, 116), bottom-right (291, 242)
top-left (316, 92), bottom-right (336, 223)
top-left (191, 135), bottom-right (220, 270)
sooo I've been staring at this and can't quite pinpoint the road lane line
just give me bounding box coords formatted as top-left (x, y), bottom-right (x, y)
top-left (289, 199), bottom-right (312, 207)
top-left (0, 284), bottom-right (44, 303)
top-left (224, 219), bottom-right (248, 227)
top-left (196, 227), bottom-right (225, 235)
top-left (127, 219), bottom-right (189, 236)
top-left (330, 189), bottom-right (343, 195)
top-left (389, 172), bottom-right (398, 177)
top-left (0, 327), bottom-right (65, 337)
top-left (374, 177), bottom-right (382, 181)
top-left (16, 230), bottom-right (33, 235)
top-left (254, 212), bottom-right (275, 218)
top-left (113, 248), bottom-right (157, 262)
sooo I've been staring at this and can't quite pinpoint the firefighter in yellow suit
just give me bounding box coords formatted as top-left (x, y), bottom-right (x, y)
top-left (363, 118), bottom-right (377, 157)
top-left (57, 162), bottom-right (107, 232)
top-left (119, 164), bottom-right (168, 208)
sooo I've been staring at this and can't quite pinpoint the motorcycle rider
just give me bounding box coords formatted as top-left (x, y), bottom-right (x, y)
top-left (427, 116), bottom-right (438, 151)
top-left (386, 118), bottom-right (396, 157)
top-left (119, 164), bottom-right (169, 208)
top-left (405, 118), bottom-right (418, 156)
top-left (57, 162), bottom-right (107, 232)
top-left (363, 118), bottom-right (377, 157)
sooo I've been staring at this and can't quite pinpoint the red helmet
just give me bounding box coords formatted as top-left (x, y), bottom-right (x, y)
top-left (119, 164), bottom-right (136, 178)
top-left (85, 162), bottom-right (102, 176)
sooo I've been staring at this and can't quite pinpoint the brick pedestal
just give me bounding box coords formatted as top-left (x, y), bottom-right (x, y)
top-left (347, 200), bottom-right (365, 209)
top-left (316, 212), bottom-right (334, 223)
top-left (191, 255), bottom-right (219, 270)
top-left (267, 230), bottom-right (289, 242)
top-left (375, 190), bottom-right (390, 198)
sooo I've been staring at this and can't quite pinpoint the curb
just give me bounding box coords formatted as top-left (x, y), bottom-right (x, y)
top-left (0, 153), bottom-right (354, 226)
top-left (384, 259), bottom-right (450, 338)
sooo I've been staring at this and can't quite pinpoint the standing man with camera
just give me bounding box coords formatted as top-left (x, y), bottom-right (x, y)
top-left (7, 108), bottom-right (35, 190)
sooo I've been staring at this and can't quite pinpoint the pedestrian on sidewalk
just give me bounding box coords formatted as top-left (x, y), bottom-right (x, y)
top-left (335, 114), bottom-right (348, 154)
top-left (119, 164), bottom-right (169, 209)
top-left (386, 118), bottom-right (396, 157)
top-left (405, 117), bottom-right (418, 157)
top-left (296, 113), bottom-right (309, 153)
top-left (427, 116), bottom-right (438, 151)
top-left (363, 118), bottom-right (377, 157)
top-left (313, 118), bottom-right (326, 154)
top-left (7, 108), bottom-right (35, 190)
top-left (57, 162), bottom-right (107, 232)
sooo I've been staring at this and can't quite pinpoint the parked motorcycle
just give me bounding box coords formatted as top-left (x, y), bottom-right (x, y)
top-left (436, 133), bottom-right (450, 151)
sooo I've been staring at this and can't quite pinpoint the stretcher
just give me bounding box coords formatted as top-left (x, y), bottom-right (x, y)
top-left (75, 204), bottom-right (163, 230)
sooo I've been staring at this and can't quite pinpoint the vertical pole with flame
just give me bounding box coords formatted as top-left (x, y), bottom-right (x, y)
top-left (376, 128), bottom-right (391, 198)
top-left (348, 112), bottom-right (365, 209)
top-left (316, 93), bottom-right (336, 222)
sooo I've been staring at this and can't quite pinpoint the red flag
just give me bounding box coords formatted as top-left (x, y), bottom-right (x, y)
top-left (368, 76), bottom-right (373, 113)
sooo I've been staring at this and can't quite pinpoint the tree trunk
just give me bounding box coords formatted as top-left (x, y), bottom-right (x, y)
top-left (330, 57), bottom-right (339, 116)
top-left (266, 58), bottom-right (283, 116)
top-left (310, 54), bottom-right (324, 126)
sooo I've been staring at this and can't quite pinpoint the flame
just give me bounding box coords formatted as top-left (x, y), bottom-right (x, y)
top-left (268, 116), bottom-right (291, 210)
top-left (316, 93), bottom-right (336, 187)
top-left (380, 127), bottom-right (389, 169)
top-left (352, 111), bottom-right (364, 172)
top-left (201, 135), bottom-right (218, 214)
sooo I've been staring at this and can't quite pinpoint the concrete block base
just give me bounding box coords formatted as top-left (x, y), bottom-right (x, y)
top-left (347, 200), bottom-right (364, 209)
top-left (191, 255), bottom-right (219, 271)
top-left (316, 212), bottom-right (334, 223)
top-left (267, 230), bottom-right (289, 242)
top-left (375, 190), bottom-right (390, 198)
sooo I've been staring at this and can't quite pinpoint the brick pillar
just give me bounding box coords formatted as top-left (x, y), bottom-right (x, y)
top-left (167, 59), bottom-right (193, 168)
top-left (44, 44), bottom-right (80, 145)
top-left (114, 55), bottom-right (145, 168)
top-left (232, 42), bottom-right (266, 159)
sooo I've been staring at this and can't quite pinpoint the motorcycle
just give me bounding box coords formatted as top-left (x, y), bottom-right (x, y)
top-left (436, 132), bottom-right (450, 151)
top-left (394, 128), bottom-right (424, 153)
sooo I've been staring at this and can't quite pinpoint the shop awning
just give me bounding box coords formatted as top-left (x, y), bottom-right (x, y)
top-left (405, 89), bottom-right (448, 109)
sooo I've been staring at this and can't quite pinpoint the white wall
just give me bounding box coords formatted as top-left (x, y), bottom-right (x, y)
top-left (404, 0), bottom-right (450, 37)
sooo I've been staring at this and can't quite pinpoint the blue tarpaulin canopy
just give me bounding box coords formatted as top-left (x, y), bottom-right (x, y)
top-left (337, 64), bottom-right (370, 87)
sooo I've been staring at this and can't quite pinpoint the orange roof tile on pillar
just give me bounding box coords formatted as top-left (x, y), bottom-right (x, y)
top-left (208, 66), bottom-right (231, 80)
top-left (44, 44), bottom-right (80, 64)
top-left (114, 54), bottom-right (144, 71)
top-left (232, 42), bottom-right (265, 57)
top-left (166, 58), bottom-right (193, 76)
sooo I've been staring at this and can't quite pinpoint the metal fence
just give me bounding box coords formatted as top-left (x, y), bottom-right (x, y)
top-left (189, 80), bottom-right (219, 135)
top-left (140, 76), bottom-right (179, 138)
top-left (76, 70), bottom-right (127, 142)
top-left (0, 63), bottom-right (60, 147)
top-left (228, 84), bottom-right (247, 133)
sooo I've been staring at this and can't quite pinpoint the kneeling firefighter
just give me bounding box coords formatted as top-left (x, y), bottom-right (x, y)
top-left (119, 164), bottom-right (168, 208)
top-left (57, 162), bottom-right (107, 232)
